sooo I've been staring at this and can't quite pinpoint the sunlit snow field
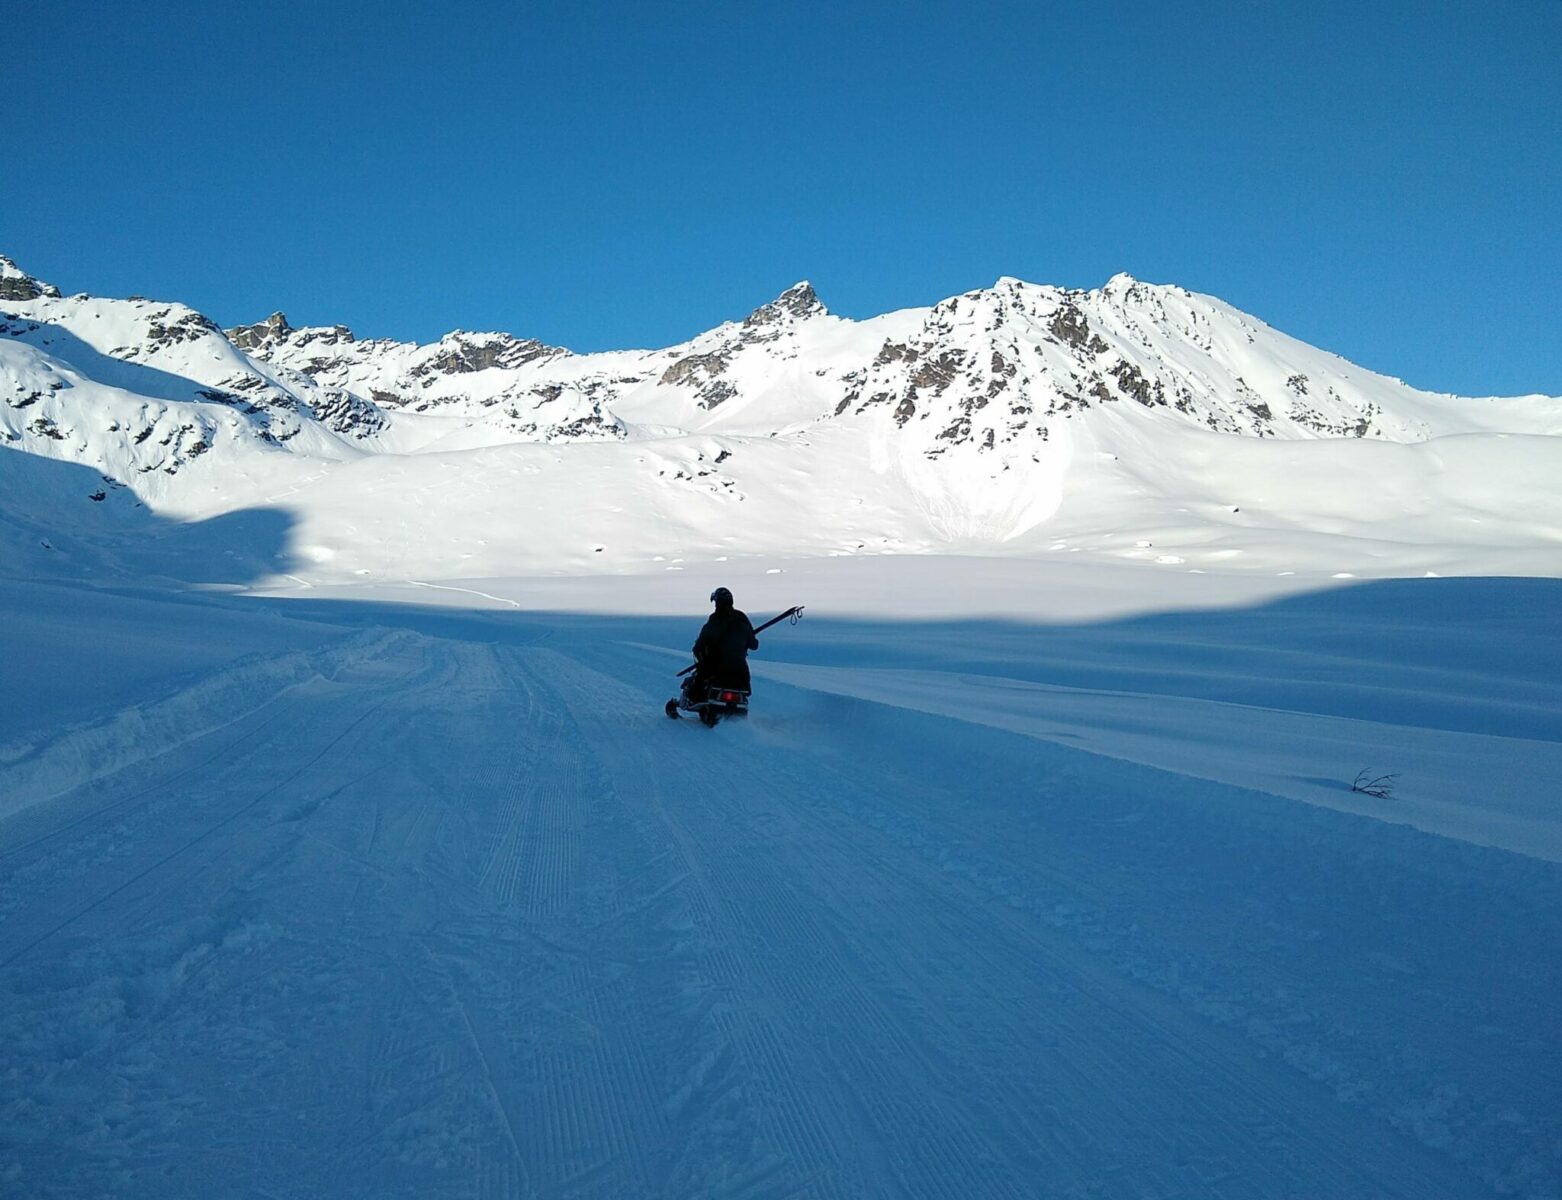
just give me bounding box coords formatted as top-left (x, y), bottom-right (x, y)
top-left (3, 554), bottom-right (1560, 1199)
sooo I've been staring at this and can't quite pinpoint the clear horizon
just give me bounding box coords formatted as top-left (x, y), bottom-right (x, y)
top-left (5, 0), bottom-right (1559, 397)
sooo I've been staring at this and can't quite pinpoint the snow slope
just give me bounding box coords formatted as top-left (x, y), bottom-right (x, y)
top-left (2, 562), bottom-right (1560, 1198)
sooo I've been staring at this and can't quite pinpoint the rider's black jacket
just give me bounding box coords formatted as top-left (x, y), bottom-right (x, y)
top-left (693, 607), bottom-right (759, 689)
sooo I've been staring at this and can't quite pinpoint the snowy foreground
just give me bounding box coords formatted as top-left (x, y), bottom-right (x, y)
top-left (3, 558), bottom-right (1561, 1199)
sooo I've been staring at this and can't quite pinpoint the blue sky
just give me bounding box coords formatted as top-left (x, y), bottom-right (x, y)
top-left (5, 1), bottom-right (1559, 396)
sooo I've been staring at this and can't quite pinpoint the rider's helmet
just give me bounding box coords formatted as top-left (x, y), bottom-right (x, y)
top-left (710, 586), bottom-right (734, 608)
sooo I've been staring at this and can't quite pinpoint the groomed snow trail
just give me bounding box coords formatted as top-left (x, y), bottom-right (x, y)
top-left (2, 620), bottom-right (1557, 1198)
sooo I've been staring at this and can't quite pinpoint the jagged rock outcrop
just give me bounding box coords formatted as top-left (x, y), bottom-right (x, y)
top-left (0, 256), bottom-right (62, 302)
top-left (743, 281), bottom-right (827, 329)
top-left (309, 388), bottom-right (388, 437)
top-left (659, 350), bottom-right (735, 409)
top-left (411, 332), bottom-right (561, 376)
top-left (228, 311), bottom-right (296, 350)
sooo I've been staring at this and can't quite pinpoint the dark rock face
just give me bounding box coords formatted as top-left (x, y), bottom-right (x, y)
top-left (230, 313), bottom-right (363, 360)
top-left (661, 351), bottom-right (729, 387)
top-left (547, 407), bottom-right (623, 439)
top-left (1108, 360), bottom-right (1164, 407)
top-left (144, 309), bottom-right (223, 349)
top-left (660, 350), bottom-right (739, 407)
top-left (874, 341), bottom-right (918, 367)
top-left (107, 412), bottom-right (227, 474)
top-left (486, 392), bottom-right (624, 441)
top-left (743, 282), bottom-right (827, 329)
top-left (411, 334), bottom-right (562, 377)
top-left (294, 325), bottom-right (356, 349)
top-left (0, 274), bottom-right (60, 302)
top-left (1046, 303), bottom-right (1108, 355)
top-left (28, 416), bottom-right (67, 440)
top-left (229, 312), bottom-right (294, 350)
top-left (696, 381), bottom-right (738, 410)
top-left (1047, 304), bottom-right (1091, 350)
top-left (190, 374), bottom-right (318, 444)
top-left (850, 322), bottom-right (1036, 457)
top-left (0, 257), bottom-right (62, 302)
top-left (911, 350), bottom-right (966, 395)
top-left (311, 389), bottom-right (388, 437)
top-left (1290, 394), bottom-right (1380, 438)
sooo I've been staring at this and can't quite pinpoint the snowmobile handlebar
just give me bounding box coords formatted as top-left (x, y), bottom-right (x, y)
top-left (677, 605), bottom-right (804, 676)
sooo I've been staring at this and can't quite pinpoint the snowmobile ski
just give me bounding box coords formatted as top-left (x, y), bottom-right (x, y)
top-left (667, 685), bottom-right (750, 726)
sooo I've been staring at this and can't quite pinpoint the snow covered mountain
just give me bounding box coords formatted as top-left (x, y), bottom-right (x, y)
top-left (2, 252), bottom-right (1558, 584)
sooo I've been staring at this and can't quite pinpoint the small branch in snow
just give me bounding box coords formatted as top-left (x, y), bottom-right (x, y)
top-left (1351, 769), bottom-right (1399, 800)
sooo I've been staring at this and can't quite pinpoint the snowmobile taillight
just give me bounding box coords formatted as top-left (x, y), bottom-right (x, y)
top-left (721, 691), bottom-right (739, 702)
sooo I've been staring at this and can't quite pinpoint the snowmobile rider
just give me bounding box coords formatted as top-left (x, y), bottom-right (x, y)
top-left (685, 587), bottom-right (759, 699)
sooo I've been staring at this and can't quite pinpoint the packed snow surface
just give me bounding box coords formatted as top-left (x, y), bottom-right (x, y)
top-left (2, 559), bottom-right (1560, 1199)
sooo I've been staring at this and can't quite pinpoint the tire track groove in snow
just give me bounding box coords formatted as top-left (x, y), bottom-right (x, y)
top-left (0, 700), bottom-right (386, 970)
top-left (0, 628), bottom-right (414, 826)
top-left (0, 703), bottom-right (291, 866)
top-left (372, 642), bottom-right (678, 1198)
top-left (644, 685), bottom-right (1030, 1196)
top-left (737, 668), bottom-right (1493, 1198)
top-left (543, 640), bottom-right (1482, 1198)
top-left (514, 657), bottom-right (580, 923)
top-left (534, 646), bottom-right (882, 1198)
top-left (0, 704), bottom-right (313, 935)
top-left (492, 646), bottom-right (667, 1196)
top-left (417, 937), bottom-right (535, 1200)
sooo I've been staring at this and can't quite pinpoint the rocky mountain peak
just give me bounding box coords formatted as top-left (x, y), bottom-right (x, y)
top-left (743, 281), bottom-right (827, 328)
top-left (414, 330), bottom-right (565, 375)
top-left (1100, 271), bottom-right (1155, 303)
top-left (0, 255), bottom-right (63, 302)
top-left (228, 311), bottom-right (294, 350)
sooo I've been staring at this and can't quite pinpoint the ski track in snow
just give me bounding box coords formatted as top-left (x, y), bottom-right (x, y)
top-left (1, 615), bottom-right (1559, 1198)
top-left (405, 580), bottom-right (525, 610)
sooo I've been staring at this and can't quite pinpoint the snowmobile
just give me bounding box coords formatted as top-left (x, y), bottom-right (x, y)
top-left (664, 605), bottom-right (803, 727)
top-left (665, 683), bottom-right (751, 726)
